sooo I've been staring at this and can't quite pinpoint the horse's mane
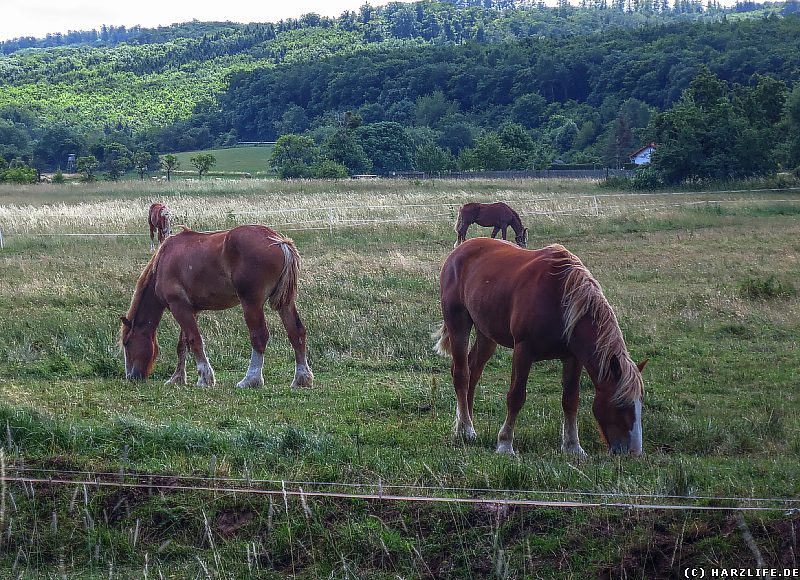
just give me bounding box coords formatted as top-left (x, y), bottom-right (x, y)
top-left (505, 203), bottom-right (523, 225)
top-left (121, 248), bottom-right (162, 339)
top-left (550, 245), bottom-right (643, 405)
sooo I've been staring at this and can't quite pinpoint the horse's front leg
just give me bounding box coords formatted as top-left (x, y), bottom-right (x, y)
top-left (149, 224), bottom-right (156, 251)
top-left (165, 329), bottom-right (188, 386)
top-left (490, 226), bottom-right (500, 239)
top-left (170, 303), bottom-right (215, 387)
top-left (278, 304), bottom-right (313, 389)
top-left (501, 226), bottom-right (508, 240)
top-left (561, 356), bottom-right (587, 458)
top-left (497, 344), bottom-right (533, 455)
top-left (237, 301), bottom-right (269, 389)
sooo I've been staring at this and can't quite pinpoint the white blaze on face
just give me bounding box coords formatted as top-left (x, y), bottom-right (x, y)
top-left (629, 399), bottom-right (643, 455)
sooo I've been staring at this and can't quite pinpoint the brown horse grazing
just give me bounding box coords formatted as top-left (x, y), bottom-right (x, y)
top-left (148, 202), bottom-right (171, 250)
top-left (433, 238), bottom-right (646, 456)
top-left (121, 224), bottom-right (314, 390)
top-left (454, 202), bottom-right (529, 249)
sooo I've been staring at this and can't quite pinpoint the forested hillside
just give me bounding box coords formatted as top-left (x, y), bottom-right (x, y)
top-left (0, 0), bottom-right (798, 182)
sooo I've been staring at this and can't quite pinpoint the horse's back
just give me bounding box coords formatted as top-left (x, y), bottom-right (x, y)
top-left (154, 225), bottom-right (289, 310)
top-left (467, 202), bottom-right (515, 227)
top-left (441, 238), bottom-right (570, 350)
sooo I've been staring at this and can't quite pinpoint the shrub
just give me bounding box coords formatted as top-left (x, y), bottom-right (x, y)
top-left (599, 176), bottom-right (633, 190)
top-left (312, 160), bottom-right (348, 179)
top-left (739, 274), bottom-right (795, 299)
top-left (631, 167), bottom-right (663, 190)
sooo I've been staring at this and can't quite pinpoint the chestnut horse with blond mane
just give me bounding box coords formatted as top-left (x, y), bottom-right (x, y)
top-left (434, 238), bottom-right (645, 456)
top-left (148, 202), bottom-right (172, 250)
top-left (121, 224), bottom-right (313, 390)
top-left (454, 202), bottom-right (528, 249)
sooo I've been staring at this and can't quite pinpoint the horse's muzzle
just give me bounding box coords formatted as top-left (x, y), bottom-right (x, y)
top-left (126, 367), bottom-right (144, 381)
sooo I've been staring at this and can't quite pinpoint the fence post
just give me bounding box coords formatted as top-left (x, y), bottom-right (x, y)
top-left (0, 228), bottom-right (4, 249)
top-left (327, 208), bottom-right (334, 237)
top-left (593, 196), bottom-right (599, 217)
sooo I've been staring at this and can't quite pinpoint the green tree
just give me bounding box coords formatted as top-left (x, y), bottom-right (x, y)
top-left (133, 151), bottom-right (152, 180)
top-left (190, 153), bottom-right (216, 179)
top-left (357, 122), bottom-right (414, 174)
top-left (651, 69), bottom-right (778, 184)
top-left (76, 155), bottom-right (99, 182)
top-left (788, 86), bottom-right (800, 170)
top-left (270, 135), bottom-right (318, 178)
top-left (107, 157), bottom-right (131, 181)
top-left (323, 130), bottom-right (372, 175)
top-left (414, 143), bottom-right (456, 173)
top-left (160, 154), bottom-right (180, 181)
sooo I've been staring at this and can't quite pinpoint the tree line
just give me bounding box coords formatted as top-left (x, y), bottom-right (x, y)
top-left (0, 1), bottom-right (797, 185)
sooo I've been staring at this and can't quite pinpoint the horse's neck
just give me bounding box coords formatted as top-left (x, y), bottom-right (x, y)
top-left (509, 212), bottom-right (523, 234)
top-left (132, 278), bottom-right (166, 333)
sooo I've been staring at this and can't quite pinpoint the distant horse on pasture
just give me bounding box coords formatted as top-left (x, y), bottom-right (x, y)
top-left (121, 224), bottom-right (314, 390)
top-left (148, 202), bottom-right (172, 250)
top-left (454, 202), bottom-right (528, 249)
top-left (433, 238), bottom-right (646, 456)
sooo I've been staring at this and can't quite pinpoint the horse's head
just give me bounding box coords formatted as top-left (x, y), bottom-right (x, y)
top-left (592, 358), bottom-right (647, 456)
top-left (515, 228), bottom-right (529, 248)
top-left (120, 316), bottom-right (159, 380)
top-left (161, 208), bottom-right (172, 237)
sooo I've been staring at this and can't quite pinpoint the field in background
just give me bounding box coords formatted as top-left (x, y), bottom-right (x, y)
top-left (167, 145), bottom-right (275, 177)
top-left (0, 178), bottom-right (799, 577)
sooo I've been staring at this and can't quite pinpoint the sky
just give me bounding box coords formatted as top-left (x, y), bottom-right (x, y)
top-left (0, 0), bottom-right (417, 43)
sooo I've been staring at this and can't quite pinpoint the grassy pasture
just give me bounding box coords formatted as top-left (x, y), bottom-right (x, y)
top-left (0, 179), bottom-right (799, 577)
top-left (167, 146), bottom-right (276, 177)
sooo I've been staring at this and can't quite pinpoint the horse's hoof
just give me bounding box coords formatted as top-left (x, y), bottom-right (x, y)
top-left (290, 376), bottom-right (314, 389)
top-left (496, 442), bottom-right (516, 455)
top-left (290, 368), bottom-right (314, 389)
top-left (562, 444), bottom-right (588, 458)
top-left (236, 376), bottom-right (264, 389)
top-left (165, 375), bottom-right (187, 386)
top-left (453, 424), bottom-right (477, 441)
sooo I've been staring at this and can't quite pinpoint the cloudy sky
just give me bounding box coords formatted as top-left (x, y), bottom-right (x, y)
top-left (0, 0), bottom-right (417, 42)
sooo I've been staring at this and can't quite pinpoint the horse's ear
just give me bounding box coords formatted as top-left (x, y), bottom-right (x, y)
top-left (120, 316), bottom-right (132, 329)
top-left (636, 358), bottom-right (649, 372)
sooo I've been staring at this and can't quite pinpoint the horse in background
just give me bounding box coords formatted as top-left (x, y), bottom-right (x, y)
top-left (121, 224), bottom-right (314, 390)
top-left (454, 202), bottom-right (528, 248)
top-left (433, 238), bottom-right (646, 456)
top-left (148, 202), bottom-right (171, 250)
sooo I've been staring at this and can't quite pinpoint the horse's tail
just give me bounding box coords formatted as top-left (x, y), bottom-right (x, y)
top-left (432, 321), bottom-right (452, 356)
top-left (268, 236), bottom-right (300, 311)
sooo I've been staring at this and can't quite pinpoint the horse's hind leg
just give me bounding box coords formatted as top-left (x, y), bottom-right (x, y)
top-left (149, 223), bottom-right (156, 251)
top-left (444, 306), bottom-right (475, 440)
top-left (497, 343), bottom-right (533, 455)
top-left (237, 300), bottom-right (269, 388)
top-left (165, 330), bottom-right (188, 386)
top-left (501, 226), bottom-right (508, 240)
top-left (278, 303), bottom-right (313, 389)
top-left (490, 226), bottom-right (500, 239)
top-left (170, 303), bottom-right (215, 387)
top-left (467, 330), bottom-right (497, 425)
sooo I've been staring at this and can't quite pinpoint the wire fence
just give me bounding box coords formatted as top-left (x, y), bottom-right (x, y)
top-left (3, 466), bottom-right (799, 513)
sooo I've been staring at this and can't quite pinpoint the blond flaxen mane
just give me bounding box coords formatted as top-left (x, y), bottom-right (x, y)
top-left (549, 244), bottom-right (643, 405)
